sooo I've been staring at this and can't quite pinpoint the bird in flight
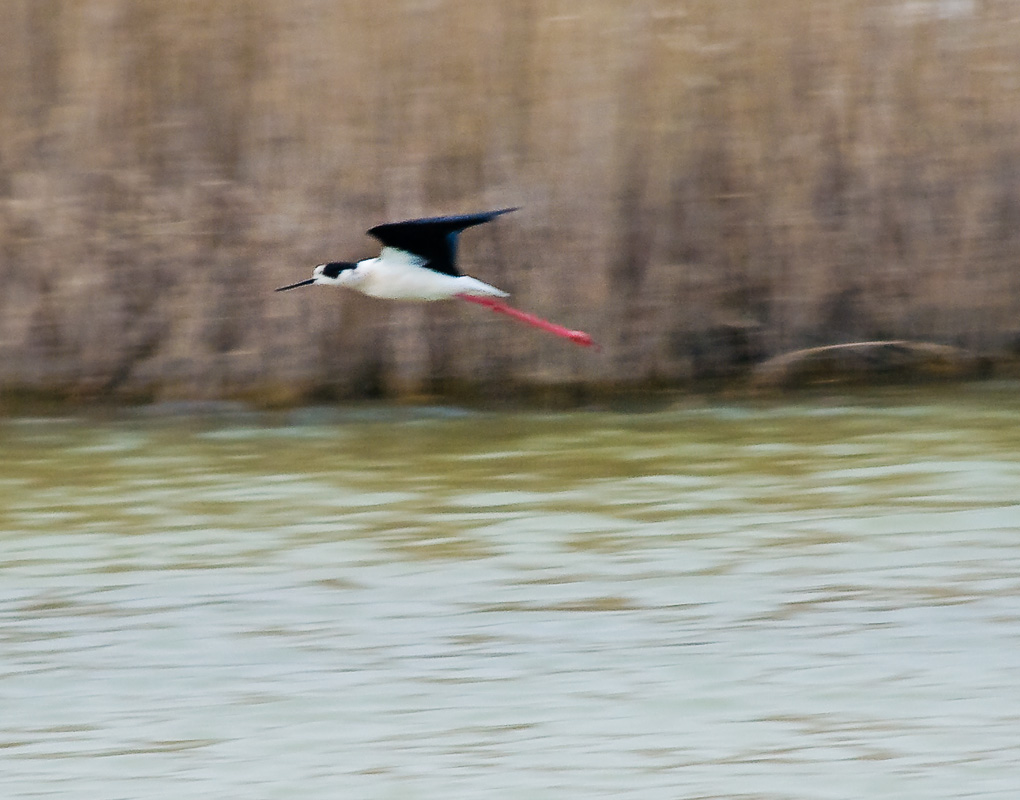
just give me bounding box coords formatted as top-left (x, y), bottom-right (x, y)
top-left (275, 208), bottom-right (597, 348)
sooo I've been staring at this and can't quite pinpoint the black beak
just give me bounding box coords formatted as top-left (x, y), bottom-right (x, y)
top-left (275, 278), bottom-right (316, 292)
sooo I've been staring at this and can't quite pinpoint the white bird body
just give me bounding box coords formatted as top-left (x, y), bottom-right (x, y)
top-left (320, 247), bottom-right (508, 301)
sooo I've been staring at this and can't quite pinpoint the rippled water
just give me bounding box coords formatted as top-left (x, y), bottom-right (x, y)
top-left (2, 385), bottom-right (1020, 799)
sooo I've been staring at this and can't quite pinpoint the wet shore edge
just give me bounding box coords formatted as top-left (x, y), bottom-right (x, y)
top-left (1, 340), bottom-right (1016, 415)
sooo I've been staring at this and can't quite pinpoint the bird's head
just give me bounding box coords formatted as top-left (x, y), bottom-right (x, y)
top-left (275, 262), bottom-right (358, 292)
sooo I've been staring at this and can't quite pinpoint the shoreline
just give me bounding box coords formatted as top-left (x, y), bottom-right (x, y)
top-left (2, 344), bottom-right (1017, 417)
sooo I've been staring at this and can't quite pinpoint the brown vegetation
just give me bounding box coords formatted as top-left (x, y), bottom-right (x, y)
top-left (2, 0), bottom-right (1020, 402)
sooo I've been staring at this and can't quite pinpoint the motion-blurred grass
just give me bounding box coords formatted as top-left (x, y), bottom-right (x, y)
top-left (2, 1), bottom-right (1019, 401)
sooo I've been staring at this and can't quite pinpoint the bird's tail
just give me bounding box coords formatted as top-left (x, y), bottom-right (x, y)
top-left (455, 276), bottom-right (509, 298)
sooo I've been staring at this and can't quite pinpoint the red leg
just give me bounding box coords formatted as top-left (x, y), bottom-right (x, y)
top-left (457, 294), bottom-right (599, 350)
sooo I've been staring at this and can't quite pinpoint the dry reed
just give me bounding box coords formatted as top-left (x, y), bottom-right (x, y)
top-left (2, 0), bottom-right (1020, 400)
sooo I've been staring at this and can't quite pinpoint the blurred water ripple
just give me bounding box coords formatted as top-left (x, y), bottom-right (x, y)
top-left (2, 386), bottom-right (1019, 799)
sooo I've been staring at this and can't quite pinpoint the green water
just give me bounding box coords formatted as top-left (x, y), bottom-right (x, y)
top-left (2, 386), bottom-right (1020, 799)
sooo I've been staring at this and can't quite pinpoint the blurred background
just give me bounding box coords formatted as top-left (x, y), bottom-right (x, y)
top-left (3, 0), bottom-right (1020, 401)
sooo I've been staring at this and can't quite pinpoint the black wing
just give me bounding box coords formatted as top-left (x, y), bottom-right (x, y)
top-left (366, 208), bottom-right (517, 276)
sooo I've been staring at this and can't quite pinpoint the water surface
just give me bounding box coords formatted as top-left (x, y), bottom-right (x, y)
top-left (2, 386), bottom-right (1020, 799)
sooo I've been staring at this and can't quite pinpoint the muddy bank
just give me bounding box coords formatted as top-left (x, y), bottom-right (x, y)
top-left (750, 340), bottom-right (995, 390)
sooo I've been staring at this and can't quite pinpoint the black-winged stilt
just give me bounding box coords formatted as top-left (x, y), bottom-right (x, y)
top-left (275, 209), bottom-right (597, 348)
